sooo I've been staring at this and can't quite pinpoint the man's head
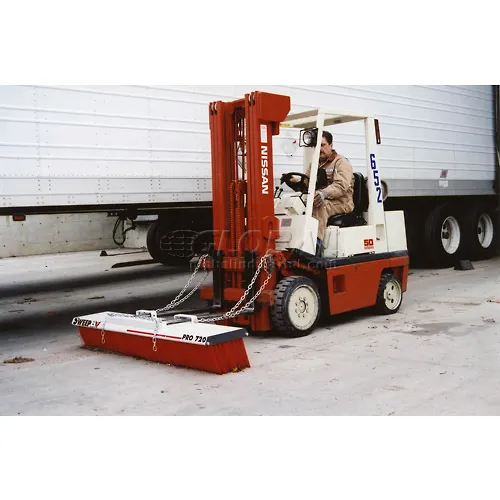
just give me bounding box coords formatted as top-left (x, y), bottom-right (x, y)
top-left (320, 131), bottom-right (334, 159)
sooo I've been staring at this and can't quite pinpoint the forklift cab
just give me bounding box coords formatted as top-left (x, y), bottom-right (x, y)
top-left (274, 108), bottom-right (406, 259)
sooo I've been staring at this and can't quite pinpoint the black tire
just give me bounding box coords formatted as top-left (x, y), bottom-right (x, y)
top-left (156, 223), bottom-right (197, 266)
top-left (144, 207), bottom-right (215, 266)
top-left (375, 273), bottom-right (403, 315)
top-left (146, 220), bottom-right (192, 266)
top-left (403, 208), bottom-right (426, 268)
top-left (192, 229), bottom-right (214, 256)
top-left (271, 276), bottom-right (321, 338)
top-left (460, 202), bottom-right (498, 261)
top-left (146, 221), bottom-right (162, 262)
top-left (423, 203), bottom-right (463, 268)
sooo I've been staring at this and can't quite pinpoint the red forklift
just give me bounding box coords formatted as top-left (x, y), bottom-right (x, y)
top-left (73, 91), bottom-right (409, 373)
top-left (195, 91), bottom-right (409, 337)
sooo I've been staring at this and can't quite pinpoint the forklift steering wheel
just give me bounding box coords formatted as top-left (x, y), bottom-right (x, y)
top-left (281, 172), bottom-right (310, 194)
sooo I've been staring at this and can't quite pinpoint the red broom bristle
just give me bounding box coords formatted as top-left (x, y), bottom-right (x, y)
top-left (78, 327), bottom-right (250, 375)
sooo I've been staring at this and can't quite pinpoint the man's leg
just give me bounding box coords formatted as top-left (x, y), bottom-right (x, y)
top-left (312, 204), bottom-right (329, 255)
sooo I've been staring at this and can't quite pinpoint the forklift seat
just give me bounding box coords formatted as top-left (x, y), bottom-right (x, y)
top-left (327, 172), bottom-right (368, 229)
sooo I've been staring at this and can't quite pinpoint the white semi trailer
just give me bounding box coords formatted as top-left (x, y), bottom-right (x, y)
top-left (1, 85), bottom-right (498, 267)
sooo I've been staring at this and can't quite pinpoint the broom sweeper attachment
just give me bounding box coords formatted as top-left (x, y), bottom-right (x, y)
top-left (73, 247), bottom-right (276, 374)
top-left (72, 310), bottom-right (251, 375)
top-left (72, 253), bottom-right (255, 375)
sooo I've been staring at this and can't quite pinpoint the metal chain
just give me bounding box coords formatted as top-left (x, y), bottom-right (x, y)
top-left (155, 254), bottom-right (210, 314)
top-left (100, 319), bottom-right (107, 344)
top-left (152, 317), bottom-right (160, 352)
top-left (199, 252), bottom-right (274, 323)
top-left (149, 252), bottom-right (274, 324)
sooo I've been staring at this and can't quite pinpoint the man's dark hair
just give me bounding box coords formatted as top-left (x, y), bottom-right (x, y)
top-left (322, 131), bottom-right (333, 145)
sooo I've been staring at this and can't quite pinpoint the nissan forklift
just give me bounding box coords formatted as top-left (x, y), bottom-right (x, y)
top-left (194, 91), bottom-right (409, 337)
top-left (73, 91), bottom-right (409, 374)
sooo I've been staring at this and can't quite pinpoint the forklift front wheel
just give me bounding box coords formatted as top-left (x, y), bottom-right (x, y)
top-left (375, 273), bottom-right (403, 315)
top-left (271, 276), bottom-right (321, 338)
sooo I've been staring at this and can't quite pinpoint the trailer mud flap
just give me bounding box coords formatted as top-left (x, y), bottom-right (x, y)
top-left (72, 312), bottom-right (250, 375)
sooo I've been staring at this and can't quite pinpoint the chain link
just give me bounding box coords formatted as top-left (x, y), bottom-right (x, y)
top-left (155, 254), bottom-right (210, 314)
top-left (100, 319), bottom-right (106, 344)
top-left (199, 252), bottom-right (274, 323)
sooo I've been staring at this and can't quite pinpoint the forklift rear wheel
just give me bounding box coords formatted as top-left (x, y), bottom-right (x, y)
top-left (271, 276), bottom-right (321, 338)
top-left (375, 273), bottom-right (403, 315)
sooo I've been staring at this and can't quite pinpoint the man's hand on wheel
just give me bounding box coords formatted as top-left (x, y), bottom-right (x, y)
top-left (281, 174), bottom-right (299, 184)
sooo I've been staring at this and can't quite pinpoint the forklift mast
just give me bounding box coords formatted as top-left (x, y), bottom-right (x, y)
top-left (209, 92), bottom-right (291, 257)
top-left (203, 92), bottom-right (290, 331)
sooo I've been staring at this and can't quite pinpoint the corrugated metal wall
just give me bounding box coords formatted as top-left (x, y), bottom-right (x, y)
top-left (0, 85), bottom-right (495, 210)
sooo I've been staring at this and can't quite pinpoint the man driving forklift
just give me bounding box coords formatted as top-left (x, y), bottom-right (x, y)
top-left (283, 131), bottom-right (355, 254)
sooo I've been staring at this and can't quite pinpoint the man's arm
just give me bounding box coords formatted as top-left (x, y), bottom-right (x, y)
top-left (323, 157), bottom-right (353, 199)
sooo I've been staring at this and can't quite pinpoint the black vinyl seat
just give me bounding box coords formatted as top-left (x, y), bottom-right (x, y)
top-left (327, 172), bottom-right (368, 229)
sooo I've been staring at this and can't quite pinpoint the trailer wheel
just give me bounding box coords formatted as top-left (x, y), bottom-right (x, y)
top-left (146, 221), bottom-right (189, 266)
top-left (423, 204), bottom-right (462, 268)
top-left (271, 276), bottom-right (321, 338)
top-left (154, 211), bottom-right (214, 266)
top-left (375, 273), bottom-right (403, 315)
top-left (146, 221), bottom-right (162, 262)
top-left (156, 225), bottom-right (197, 266)
top-left (461, 202), bottom-right (498, 261)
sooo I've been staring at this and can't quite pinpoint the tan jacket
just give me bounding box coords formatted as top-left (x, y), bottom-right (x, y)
top-left (306, 151), bottom-right (354, 213)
